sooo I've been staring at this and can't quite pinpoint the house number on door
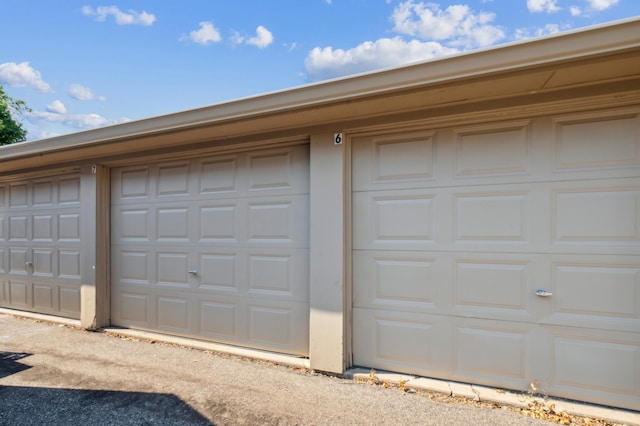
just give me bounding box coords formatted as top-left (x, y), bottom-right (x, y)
top-left (334, 132), bottom-right (343, 145)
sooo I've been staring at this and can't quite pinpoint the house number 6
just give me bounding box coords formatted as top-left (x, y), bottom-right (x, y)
top-left (334, 132), bottom-right (343, 145)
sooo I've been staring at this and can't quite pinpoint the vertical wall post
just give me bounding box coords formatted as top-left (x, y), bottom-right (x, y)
top-left (309, 133), bottom-right (347, 373)
top-left (80, 164), bottom-right (110, 330)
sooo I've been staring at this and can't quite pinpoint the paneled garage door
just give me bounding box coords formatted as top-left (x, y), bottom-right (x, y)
top-left (111, 144), bottom-right (310, 356)
top-left (352, 110), bottom-right (640, 410)
top-left (0, 173), bottom-right (82, 319)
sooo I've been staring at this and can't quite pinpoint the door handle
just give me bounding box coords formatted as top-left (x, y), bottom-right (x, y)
top-left (535, 289), bottom-right (552, 297)
top-left (188, 269), bottom-right (198, 275)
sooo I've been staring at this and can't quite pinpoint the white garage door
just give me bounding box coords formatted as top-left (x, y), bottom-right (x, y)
top-left (111, 144), bottom-right (310, 356)
top-left (0, 173), bottom-right (83, 319)
top-left (352, 110), bottom-right (640, 410)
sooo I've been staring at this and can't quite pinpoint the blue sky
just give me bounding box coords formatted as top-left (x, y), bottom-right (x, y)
top-left (1, 0), bottom-right (638, 141)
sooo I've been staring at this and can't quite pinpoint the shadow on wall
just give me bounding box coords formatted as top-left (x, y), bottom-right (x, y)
top-left (0, 352), bottom-right (212, 425)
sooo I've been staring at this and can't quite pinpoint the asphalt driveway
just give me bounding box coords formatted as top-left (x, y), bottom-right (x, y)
top-left (0, 313), bottom-right (584, 425)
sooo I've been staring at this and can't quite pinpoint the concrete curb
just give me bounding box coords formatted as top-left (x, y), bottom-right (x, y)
top-left (0, 308), bottom-right (81, 328)
top-left (345, 368), bottom-right (640, 426)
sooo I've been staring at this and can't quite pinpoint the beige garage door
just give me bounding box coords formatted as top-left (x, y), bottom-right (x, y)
top-left (111, 144), bottom-right (310, 356)
top-left (352, 110), bottom-right (640, 410)
top-left (0, 173), bottom-right (82, 319)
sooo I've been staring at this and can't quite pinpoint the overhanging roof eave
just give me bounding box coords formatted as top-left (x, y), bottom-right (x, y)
top-left (1, 17), bottom-right (639, 164)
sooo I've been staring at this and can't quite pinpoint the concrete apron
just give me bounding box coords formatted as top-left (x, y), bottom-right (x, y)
top-left (2, 308), bottom-right (637, 426)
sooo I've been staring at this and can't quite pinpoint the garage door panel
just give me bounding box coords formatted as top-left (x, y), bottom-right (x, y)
top-left (9, 280), bottom-right (28, 307)
top-left (248, 301), bottom-right (309, 355)
top-left (32, 179), bottom-right (54, 206)
top-left (157, 295), bottom-right (190, 333)
top-left (353, 308), bottom-right (450, 377)
top-left (353, 250), bottom-right (440, 313)
top-left (59, 250), bottom-right (81, 279)
top-left (552, 110), bottom-right (640, 172)
top-left (454, 192), bottom-right (529, 243)
top-left (198, 252), bottom-right (238, 291)
top-left (58, 213), bottom-right (81, 242)
top-left (117, 291), bottom-right (150, 325)
top-left (57, 176), bottom-right (81, 204)
top-left (452, 318), bottom-right (534, 389)
top-left (115, 166), bottom-right (152, 201)
top-left (352, 131), bottom-right (436, 192)
top-left (59, 286), bottom-right (80, 315)
top-left (32, 248), bottom-right (54, 277)
top-left (114, 208), bottom-right (150, 242)
top-left (157, 207), bottom-right (190, 241)
top-left (9, 184), bottom-right (28, 208)
top-left (452, 258), bottom-right (535, 321)
top-left (198, 156), bottom-right (239, 195)
top-left (33, 214), bottom-right (53, 241)
top-left (355, 180), bottom-right (639, 255)
top-left (545, 326), bottom-right (640, 409)
top-left (199, 297), bottom-right (239, 340)
top-left (247, 248), bottom-right (309, 301)
top-left (33, 283), bottom-right (54, 311)
top-left (553, 186), bottom-right (640, 245)
top-left (199, 204), bottom-right (238, 242)
top-left (247, 147), bottom-right (309, 195)
top-left (453, 120), bottom-right (531, 178)
top-left (156, 251), bottom-right (190, 286)
top-left (353, 189), bottom-right (437, 251)
top-left (9, 216), bottom-right (28, 241)
top-left (9, 248), bottom-right (28, 275)
top-left (544, 257), bottom-right (640, 333)
top-left (113, 248), bottom-right (152, 285)
top-left (247, 195), bottom-right (309, 247)
top-left (157, 162), bottom-right (191, 197)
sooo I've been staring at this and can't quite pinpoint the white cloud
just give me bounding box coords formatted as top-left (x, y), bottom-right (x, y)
top-left (391, 1), bottom-right (504, 49)
top-left (570, 6), bottom-right (582, 16)
top-left (305, 1), bottom-right (508, 82)
top-left (246, 26), bottom-right (274, 48)
top-left (305, 37), bottom-right (458, 81)
top-left (232, 26), bottom-right (274, 48)
top-left (182, 21), bottom-right (222, 45)
top-left (68, 84), bottom-right (105, 101)
top-left (587, 0), bottom-right (619, 11)
top-left (82, 6), bottom-right (155, 26)
top-left (46, 100), bottom-right (66, 114)
top-left (527, 0), bottom-right (560, 13)
top-left (0, 62), bottom-right (52, 93)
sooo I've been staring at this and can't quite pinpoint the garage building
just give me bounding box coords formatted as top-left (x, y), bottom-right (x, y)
top-left (1, 19), bottom-right (639, 411)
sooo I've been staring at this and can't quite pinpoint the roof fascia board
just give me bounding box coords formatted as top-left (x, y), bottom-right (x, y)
top-left (1, 17), bottom-right (639, 161)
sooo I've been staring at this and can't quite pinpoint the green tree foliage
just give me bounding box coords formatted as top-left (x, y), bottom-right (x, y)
top-left (0, 84), bottom-right (31, 145)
